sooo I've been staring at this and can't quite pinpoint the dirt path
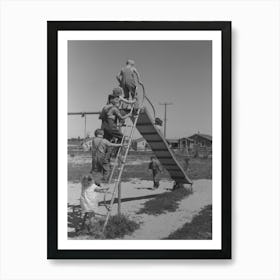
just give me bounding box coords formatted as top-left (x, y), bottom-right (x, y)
top-left (122, 179), bottom-right (211, 239)
top-left (68, 179), bottom-right (212, 239)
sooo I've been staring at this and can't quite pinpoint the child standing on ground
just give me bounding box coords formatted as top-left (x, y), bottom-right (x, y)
top-left (79, 175), bottom-right (102, 233)
top-left (148, 156), bottom-right (162, 189)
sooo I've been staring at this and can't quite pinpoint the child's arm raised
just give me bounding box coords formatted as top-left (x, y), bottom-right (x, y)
top-left (116, 69), bottom-right (123, 85)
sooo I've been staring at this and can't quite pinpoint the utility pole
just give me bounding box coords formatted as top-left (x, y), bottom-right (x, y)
top-left (159, 102), bottom-right (173, 137)
top-left (69, 111), bottom-right (101, 139)
top-left (81, 113), bottom-right (87, 139)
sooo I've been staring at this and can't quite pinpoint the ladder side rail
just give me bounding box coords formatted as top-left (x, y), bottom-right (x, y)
top-left (102, 107), bottom-right (134, 206)
top-left (107, 105), bottom-right (134, 183)
top-left (102, 105), bottom-right (135, 207)
top-left (103, 85), bottom-right (146, 205)
top-left (102, 107), bottom-right (142, 232)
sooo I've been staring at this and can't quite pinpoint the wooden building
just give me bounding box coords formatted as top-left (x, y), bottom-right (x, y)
top-left (188, 133), bottom-right (212, 158)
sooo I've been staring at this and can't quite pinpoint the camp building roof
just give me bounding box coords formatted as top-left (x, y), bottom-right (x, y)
top-left (189, 133), bottom-right (212, 142)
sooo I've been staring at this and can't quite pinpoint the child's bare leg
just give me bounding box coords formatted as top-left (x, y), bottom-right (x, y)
top-left (89, 212), bottom-right (95, 224)
top-left (153, 172), bottom-right (160, 188)
top-left (81, 212), bottom-right (88, 230)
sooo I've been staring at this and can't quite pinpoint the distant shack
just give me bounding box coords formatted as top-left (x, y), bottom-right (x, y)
top-left (131, 133), bottom-right (212, 158)
top-left (188, 133), bottom-right (212, 158)
top-left (166, 138), bottom-right (194, 151)
top-left (68, 133), bottom-right (212, 158)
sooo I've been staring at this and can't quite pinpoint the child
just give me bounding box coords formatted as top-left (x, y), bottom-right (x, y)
top-left (116, 59), bottom-right (142, 100)
top-left (91, 128), bottom-right (125, 182)
top-left (79, 174), bottom-right (102, 233)
top-left (99, 95), bottom-right (131, 142)
top-left (112, 86), bottom-right (141, 125)
top-left (111, 87), bottom-right (136, 107)
top-left (148, 156), bottom-right (162, 189)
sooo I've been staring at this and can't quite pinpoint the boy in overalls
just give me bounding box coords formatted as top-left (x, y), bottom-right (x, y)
top-left (99, 95), bottom-right (131, 142)
top-left (91, 129), bottom-right (123, 182)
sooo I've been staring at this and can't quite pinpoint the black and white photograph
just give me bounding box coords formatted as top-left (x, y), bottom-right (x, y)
top-left (3, 0), bottom-right (280, 278)
top-left (68, 40), bottom-right (212, 239)
top-left (48, 21), bottom-right (231, 259)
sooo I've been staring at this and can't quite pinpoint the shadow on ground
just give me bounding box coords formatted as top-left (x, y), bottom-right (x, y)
top-left (164, 204), bottom-right (212, 239)
top-left (137, 187), bottom-right (192, 216)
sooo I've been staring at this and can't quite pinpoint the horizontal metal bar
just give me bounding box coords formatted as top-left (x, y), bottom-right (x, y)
top-left (68, 111), bottom-right (100, 115)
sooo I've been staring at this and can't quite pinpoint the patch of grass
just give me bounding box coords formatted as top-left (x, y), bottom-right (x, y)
top-left (68, 162), bottom-right (91, 182)
top-left (165, 205), bottom-right (212, 240)
top-left (102, 215), bottom-right (140, 239)
top-left (72, 214), bottom-right (140, 239)
top-left (137, 187), bottom-right (192, 215)
top-left (187, 158), bottom-right (212, 180)
top-left (68, 151), bottom-right (212, 182)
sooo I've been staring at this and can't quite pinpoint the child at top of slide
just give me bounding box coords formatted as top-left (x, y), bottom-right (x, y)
top-left (116, 59), bottom-right (142, 100)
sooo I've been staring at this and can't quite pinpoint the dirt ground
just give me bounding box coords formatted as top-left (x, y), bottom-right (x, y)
top-left (68, 150), bottom-right (212, 240)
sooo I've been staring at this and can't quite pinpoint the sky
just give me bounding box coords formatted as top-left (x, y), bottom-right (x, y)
top-left (68, 40), bottom-right (212, 139)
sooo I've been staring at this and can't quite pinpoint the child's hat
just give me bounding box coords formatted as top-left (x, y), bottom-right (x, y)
top-left (112, 87), bottom-right (123, 97)
top-left (92, 174), bottom-right (101, 186)
top-left (127, 59), bottom-right (135, 66)
top-left (81, 174), bottom-right (93, 186)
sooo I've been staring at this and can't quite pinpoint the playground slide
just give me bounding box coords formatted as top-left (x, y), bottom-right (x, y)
top-left (136, 107), bottom-right (192, 185)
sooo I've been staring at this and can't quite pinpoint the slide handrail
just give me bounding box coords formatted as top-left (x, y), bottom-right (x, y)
top-left (138, 82), bottom-right (156, 120)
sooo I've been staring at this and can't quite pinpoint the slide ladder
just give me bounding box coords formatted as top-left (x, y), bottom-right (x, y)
top-left (102, 102), bottom-right (142, 232)
top-left (102, 84), bottom-right (192, 232)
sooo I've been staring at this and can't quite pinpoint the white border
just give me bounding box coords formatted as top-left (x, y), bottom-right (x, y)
top-left (58, 31), bottom-right (221, 250)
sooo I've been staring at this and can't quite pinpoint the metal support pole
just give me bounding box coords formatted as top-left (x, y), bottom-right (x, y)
top-left (159, 102), bottom-right (173, 138)
top-left (84, 115), bottom-right (87, 139)
top-left (164, 104), bottom-right (167, 137)
top-left (118, 182), bottom-right (121, 216)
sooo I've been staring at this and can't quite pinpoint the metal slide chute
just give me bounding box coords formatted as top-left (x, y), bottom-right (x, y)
top-left (136, 106), bottom-right (192, 184)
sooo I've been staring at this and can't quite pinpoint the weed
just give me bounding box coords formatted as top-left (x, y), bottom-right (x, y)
top-left (74, 214), bottom-right (140, 239)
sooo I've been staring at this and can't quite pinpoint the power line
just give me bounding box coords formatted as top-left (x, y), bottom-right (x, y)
top-left (159, 102), bottom-right (173, 138)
